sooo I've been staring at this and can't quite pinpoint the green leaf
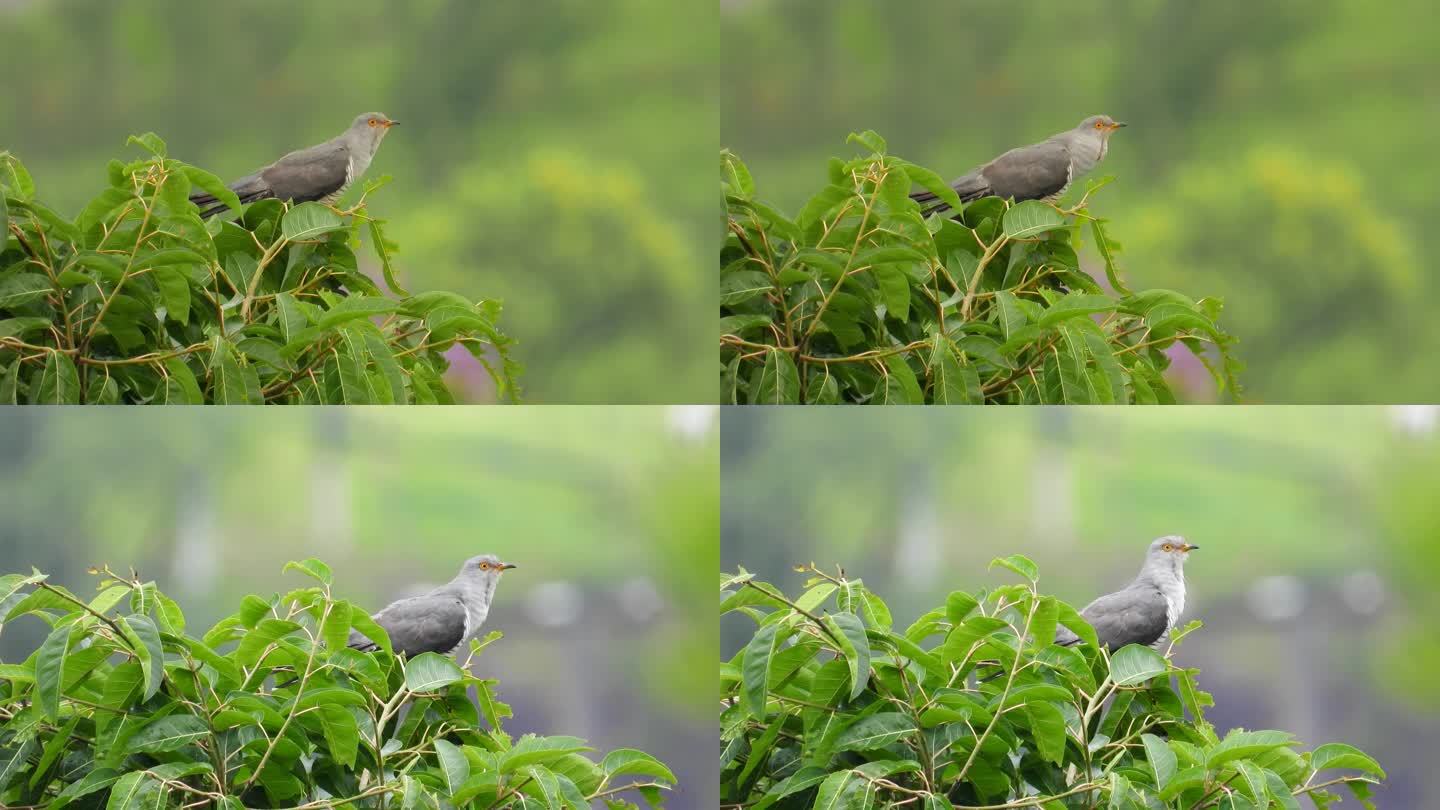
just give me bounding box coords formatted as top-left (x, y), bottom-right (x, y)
top-left (234, 617), bottom-right (301, 668)
top-left (1206, 730), bottom-right (1294, 769)
top-left (32, 351), bottom-right (80, 404)
top-left (873, 265), bottom-right (910, 320)
top-left (50, 766), bottom-right (122, 807)
top-left (120, 614), bottom-right (164, 699)
top-left (1109, 644), bottom-right (1169, 686)
top-left (280, 202), bottom-right (346, 241)
top-left (834, 712), bottom-right (916, 752)
top-left (720, 270), bottom-right (772, 306)
top-left (0, 316), bottom-right (52, 339)
top-left (1029, 596), bottom-right (1058, 649)
top-left (1234, 759), bottom-right (1268, 803)
top-left (796, 184), bottom-right (855, 230)
top-left (128, 714), bottom-right (209, 752)
top-left (989, 554), bottom-right (1038, 582)
top-left (742, 620), bottom-right (782, 718)
top-left (1142, 732), bottom-right (1177, 789)
top-left (283, 557), bottom-right (333, 585)
top-left (0, 272), bottom-right (53, 308)
top-left (1055, 599), bottom-right (1099, 650)
top-left (1036, 294), bottom-right (1116, 327)
top-left (499, 735), bottom-right (592, 772)
top-left (600, 749), bottom-right (677, 784)
top-left (151, 266), bottom-right (191, 325)
top-left (321, 601), bottom-right (352, 651)
top-left (847, 130), bottom-right (888, 154)
top-left (935, 594), bottom-right (974, 629)
top-left (1025, 701), bottom-right (1066, 765)
top-left (897, 159), bottom-right (963, 213)
top-left (348, 605), bottom-right (393, 655)
top-left (35, 623), bottom-right (71, 720)
top-left (367, 217), bottom-right (410, 295)
top-left (929, 334), bottom-right (981, 404)
top-left (754, 348), bottom-right (799, 403)
top-left (1309, 742), bottom-right (1385, 778)
top-left (404, 652), bottom-right (465, 691)
top-left (126, 132), bottom-right (167, 156)
top-left (434, 739), bottom-right (471, 797)
top-left (209, 337), bottom-right (259, 404)
top-left (1089, 217), bottom-right (1132, 295)
top-left (812, 769), bottom-right (861, 810)
top-left (825, 611), bottom-right (871, 699)
top-left (315, 296), bottom-right (399, 332)
top-left (877, 354), bottom-right (923, 404)
top-left (1002, 200), bottom-right (1066, 239)
top-left (104, 770), bottom-right (159, 809)
top-left (182, 165), bottom-right (241, 213)
top-left (274, 292), bottom-right (308, 343)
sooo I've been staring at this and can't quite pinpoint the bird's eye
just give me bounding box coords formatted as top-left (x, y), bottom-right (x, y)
top-left (1162, 544), bottom-right (1173, 551)
top-left (1095, 121), bottom-right (1104, 129)
top-left (479, 562), bottom-right (490, 570)
top-left (368, 118), bottom-right (377, 126)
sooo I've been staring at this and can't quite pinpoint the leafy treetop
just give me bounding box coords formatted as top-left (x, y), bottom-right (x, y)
top-left (720, 132), bottom-right (1241, 404)
top-left (1, 135), bottom-right (519, 404)
top-left (720, 557), bottom-right (1383, 809)
top-left (0, 559), bottom-right (673, 808)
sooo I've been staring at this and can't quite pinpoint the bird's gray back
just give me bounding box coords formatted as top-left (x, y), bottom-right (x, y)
top-left (349, 589), bottom-right (468, 657)
top-left (1055, 585), bottom-right (1170, 650)
top-left (260, 140), bottom-right (352, 204)
top-left (978, 139), bottom-right (1073, 202)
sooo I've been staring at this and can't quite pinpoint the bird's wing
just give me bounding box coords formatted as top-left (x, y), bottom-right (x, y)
top-left (259, 141), bottom-right (352, 203)
top-left (348, 593), bottom-right (467, 658)
top-left (975, 140), bottom-right (1072, 203)
top-left (1072, 587), bottom-right (1170, 650)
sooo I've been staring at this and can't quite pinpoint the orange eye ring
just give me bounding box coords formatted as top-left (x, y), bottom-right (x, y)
top-left (1162, 543), bottom-right (1174, 551)
top-left (368, 118), bottom-right (378, 126)
top-left (479, 561), bottom-right (490, 570)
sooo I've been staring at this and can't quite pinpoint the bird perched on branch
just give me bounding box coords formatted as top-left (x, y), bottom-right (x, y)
top-left (1056, 536), bottom-right (1197, 650)
top-left (910, 114), bottom-right (1126, 216)
top-left (188, 112), bottom-right (397, 219)
top-left (348, 554), bottom-right (516, 658)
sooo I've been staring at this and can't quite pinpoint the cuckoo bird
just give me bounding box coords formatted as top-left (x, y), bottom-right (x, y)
top-left (348, 554), bottom-right (516, 658)
top-left (188, 112), bottom-right (397, 219)
top-left (1055, 536), bottom-right (1197, 650)
top-left (910, 115), bottom-right (1126, 216)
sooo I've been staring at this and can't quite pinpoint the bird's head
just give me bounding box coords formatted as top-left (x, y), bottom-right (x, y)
top-left (350, 112), bottom-right (398, 154)
top-left (456, 554), bottom-right (516, 604)
top-left (1145, 535), bottom-right (1198, 573)
top-left (1077, 114), bottom-right (1126, 137)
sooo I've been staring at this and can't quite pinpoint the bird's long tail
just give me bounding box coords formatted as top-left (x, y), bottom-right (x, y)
top-left (909, 169), bottom-right (989, 216)
top-left (188, 173), bottom-right (271, 219)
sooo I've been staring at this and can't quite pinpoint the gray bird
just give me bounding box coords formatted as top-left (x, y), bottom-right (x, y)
top-left (910, 115), bottom-right (1126, 216)
top-left (348, 554), bottom-right (516, 658)
top-left (1055, 536), bottom-right (1197, 650)
top-left (189, 112), bottom-right (398, 219)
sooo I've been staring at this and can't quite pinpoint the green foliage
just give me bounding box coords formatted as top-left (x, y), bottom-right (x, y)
top-left (0, 561), bottom-right (674, 808)
top-left (721, 137), bottom-right (1242, 405)
top-left (0, 141), bottom-right (518, 404)
top-left (720, 560), bottom-right (1384, 808)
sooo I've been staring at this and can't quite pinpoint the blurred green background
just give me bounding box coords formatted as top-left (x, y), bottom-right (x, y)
top-left (0, 0), bottom-right (716, 403)
top-left (722, 406), bottom-right (1440, 807)
top-left (0, 406), bottom-right (718, 807)
top-left (720, 0), bottom-right (1440, 402)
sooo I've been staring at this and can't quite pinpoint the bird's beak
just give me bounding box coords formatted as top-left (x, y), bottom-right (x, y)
top-left (1111, 122), bottom-right (1127, 130)
top-left (498, 562), bottom-right (517, 571)
top-left (383, 120), bottom-right (398, 128)
top-left (1181, 543), bottom-right (1198, 552)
